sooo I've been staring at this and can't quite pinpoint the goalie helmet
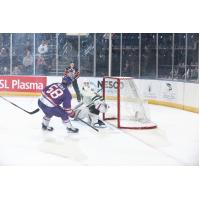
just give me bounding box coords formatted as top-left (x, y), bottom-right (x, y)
top-left (82, 79), bottom-right (90, 89)
top-left (82, 79), bottom-right (97, 92)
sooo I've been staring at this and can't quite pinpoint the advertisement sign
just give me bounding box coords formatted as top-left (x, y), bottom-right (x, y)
top-left (78, 77), bottom-right (102, 91)
top-left (141, 80), bottom-right (159, 99)
top-left (43, 76), bottom-right (199, 112)
top-left (0, 76), bottom-right (47, 95)
top-left (160, 81), bottom-right (177, 101)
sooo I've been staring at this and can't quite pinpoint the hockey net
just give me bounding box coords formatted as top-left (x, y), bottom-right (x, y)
top-left (103, 77), bottom-right (157, 129)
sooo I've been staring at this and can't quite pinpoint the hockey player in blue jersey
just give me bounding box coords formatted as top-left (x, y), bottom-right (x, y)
top-left (38, 75), bottom-right (79, 133)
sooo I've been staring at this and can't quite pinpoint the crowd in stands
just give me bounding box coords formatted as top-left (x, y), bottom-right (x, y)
top-left (0, 33), bottom-right (199, 82)
top-left (0, 35), bottom-right (55, 76)
top-left (0, 47), bottom-right (9, 75)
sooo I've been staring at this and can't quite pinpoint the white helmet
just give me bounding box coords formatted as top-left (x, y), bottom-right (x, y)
top-left (83, 79), bottom-right (90, 87)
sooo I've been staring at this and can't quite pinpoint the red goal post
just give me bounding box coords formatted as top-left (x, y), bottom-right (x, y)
top-left (102, 76), bottom-right (157, 129)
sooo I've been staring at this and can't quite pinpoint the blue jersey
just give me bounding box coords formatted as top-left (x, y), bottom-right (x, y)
top-left (41, 83), bottom-right (72, 109)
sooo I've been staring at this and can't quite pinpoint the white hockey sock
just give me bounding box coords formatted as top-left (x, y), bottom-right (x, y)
top-left (63, 120), bottom-right (73, 129)
top-left (43, 116), bottom-right (51, 127)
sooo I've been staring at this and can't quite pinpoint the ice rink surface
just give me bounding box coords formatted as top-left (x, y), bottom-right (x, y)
top-left (0, 96), bottom-right (199, 165)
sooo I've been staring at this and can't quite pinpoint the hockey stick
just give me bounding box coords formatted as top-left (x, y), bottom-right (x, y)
top-left (55, 104), bottom-right (98, 132)
top-left (0, 96), bottom-right (40, 115)
top-left (95, 87), bottom-right (103, 94)
top-left (76, 117), bottom-right (99, 132)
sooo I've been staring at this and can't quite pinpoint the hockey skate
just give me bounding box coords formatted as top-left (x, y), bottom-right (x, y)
top-left (93, 119), bottom-right (106, 128)
top-left (67, 127), bottom-right (79, 133)
top-left (42, 123), bottom-right (54, 131)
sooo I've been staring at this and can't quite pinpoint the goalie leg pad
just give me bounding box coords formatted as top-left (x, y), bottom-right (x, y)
top-left (88, 113), bottom-right (106, 128)
top-left (88, 113), bottom-right (100, 127)
top-left (74, 107), bottom-right (90, 120)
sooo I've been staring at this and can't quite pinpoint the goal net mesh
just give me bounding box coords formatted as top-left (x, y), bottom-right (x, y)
top-left (103, 77), bottom-right (157, 129)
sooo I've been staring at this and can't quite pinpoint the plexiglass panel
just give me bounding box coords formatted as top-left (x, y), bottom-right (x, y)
top-left (0, 33), bottom-right (10, 75)
top-left (141, 33), bottom-right (156, 78)
top-left (80, 33), bottom-right (94, 76)
top-left (158, 33), bottom-right (173, 79)
top-left (96, 33), bottom-right (109, 77)
top-left (12, 33), bottom-right (34, 75)
top-left (122, 33), bottom-right (139, 78)
top-left (35, 33), bottom-right (56, 76)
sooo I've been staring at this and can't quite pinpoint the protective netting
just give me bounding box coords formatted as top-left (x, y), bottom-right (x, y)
top-left (103, 77), bottom-right (157, 129)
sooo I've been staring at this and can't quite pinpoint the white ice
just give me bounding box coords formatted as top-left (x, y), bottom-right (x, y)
top-left (0, 96), bottom-right (199, 165)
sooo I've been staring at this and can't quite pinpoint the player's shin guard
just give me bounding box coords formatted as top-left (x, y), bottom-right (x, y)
top-left (42, 116), bottom-right (54, 131)
top-left (63, 120), bottom-right (79, 133)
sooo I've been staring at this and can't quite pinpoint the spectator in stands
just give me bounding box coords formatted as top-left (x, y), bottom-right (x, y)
top-left (36, 54), bottom-right (48, 75)
top-left (1, 67), bottom-right (9, 75)
top-left (0, 47), bottom-right (9, 73)
top-left (122, 62), bottom-right (131, 76)
top-left (184, 67), bottom-right (190, 79)
top-left (0, 48), bottom-right (9, 74)
top-left (173, 67), bottom-right (179, 79)
top-left (22, 50), bottom-right (33, 74)
top-left (38, 40), bottom-right (48, 55)
top-left (12, 66), bottom-right (21, 75)
top-left (25, 39), bottom-right (32, 52)
top-left (0, 47), bottom-right (7, 57)
top-left (179, 62), bottom-right (186, 79)
top-left (191, 65), bottom-right (198, 80)
top-left (11, 50), bottom-right (18, 67)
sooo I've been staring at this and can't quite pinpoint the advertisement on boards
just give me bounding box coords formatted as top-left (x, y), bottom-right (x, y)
top-left (160, 81), bottom-right (177, 101)
top-left (141, 80), bottom-right (160, 99)
top-left (0, 76), bottom-right (47, 95)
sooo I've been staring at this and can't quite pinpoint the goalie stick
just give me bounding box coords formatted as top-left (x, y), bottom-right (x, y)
top-left (55, 105), bottom-right (99, 132)
top-left (76, 117), bottom-right (99, 132)
top-left (0, 96), bottom-right (40, 115)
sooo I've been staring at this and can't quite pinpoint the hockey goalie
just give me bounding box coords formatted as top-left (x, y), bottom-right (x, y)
top-left (74, 81), bottom-right (108, 128)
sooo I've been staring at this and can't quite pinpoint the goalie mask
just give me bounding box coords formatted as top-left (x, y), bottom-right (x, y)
top-left (82, 80), bottom-right (96, 92)
top-left (83, 79), bottom-right (90, 87)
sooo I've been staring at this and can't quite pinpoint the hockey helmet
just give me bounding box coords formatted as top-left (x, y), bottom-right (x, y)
top-left (62, 76), bottom-right (72, 86)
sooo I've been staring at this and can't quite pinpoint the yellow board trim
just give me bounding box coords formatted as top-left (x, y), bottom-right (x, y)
top-left (0, 91), bottom-right (41, 96)
top-left (0, 92), bottom-right (198, 113)
top-left (148, 99), bottom-right (199, 113)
